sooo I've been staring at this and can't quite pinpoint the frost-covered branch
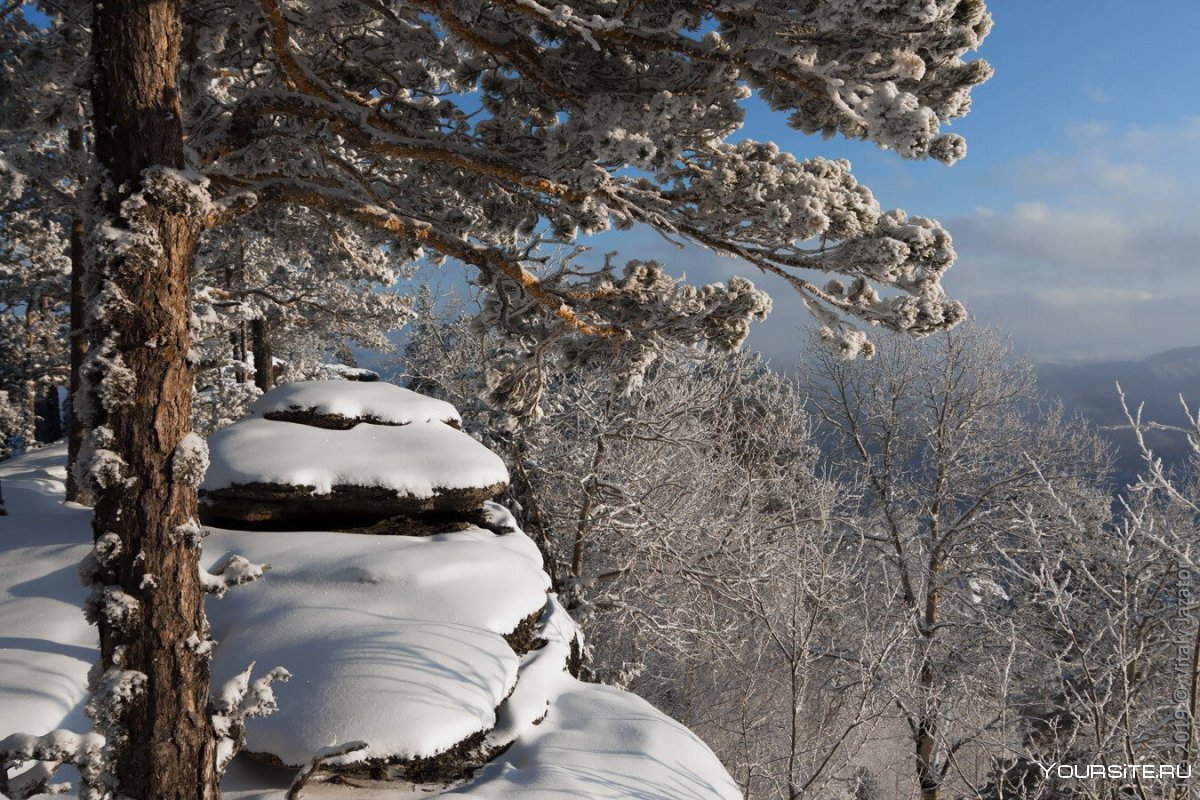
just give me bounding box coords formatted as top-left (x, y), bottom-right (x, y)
top-left (285, 742), bottom-right (369, 800)
top-left (202, 553), bottom-right (271, 597)
top-left (185, 0), bottom-right (994, 374)
top-left (0, 730), bottom-right (107, 800)
top-left (211, 663), bottom-right (292, 773)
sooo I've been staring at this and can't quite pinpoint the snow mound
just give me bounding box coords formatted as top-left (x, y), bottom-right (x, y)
top-left (204, 526), bottom-right (550, 766)
top-left (202, 417), bottom-right (506, 495)
top-left (222, 674), bottom-right (742, 800)
top-left (203, 382), bottom-right (507, 523)
top-left (250, 381), bottom-right (459, 427)
top-left (485, 595), bottom-right (576, 750)
top-left (445, 679), bottom-right (743, 800)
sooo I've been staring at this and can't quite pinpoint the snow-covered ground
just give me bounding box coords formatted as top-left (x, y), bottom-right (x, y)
top-left (0, 446), bottom-right (93, 741)
top-left (1, 433), bottom-right (740, 798)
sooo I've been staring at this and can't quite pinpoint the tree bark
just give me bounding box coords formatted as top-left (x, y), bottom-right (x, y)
top-left (22, 377), bottom-right (36, 448)
top-left (36, 383), bottom-right (63, 443)
top-left (23, 300), bottom-right (37, 447)
top-left (65, 125), bottom-right (88, 503)
top-left (251, 317), bottom-right (274, 391)
top-left (915, 708), bottom-right (939, 800)
top-left (86, 0), bottom-right (218, 796)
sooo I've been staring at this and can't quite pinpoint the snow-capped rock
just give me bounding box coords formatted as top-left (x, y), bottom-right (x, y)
top-left (0, 386), bottom-right (740, 800)
top-left (250, 381), bottom-right (459, 429)
top-left (204, 525), bottom-right (551, 769)
top-left (200, 417), bottom-right (508, 524)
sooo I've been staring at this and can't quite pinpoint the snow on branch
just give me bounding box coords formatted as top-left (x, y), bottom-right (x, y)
top-left (232, 180), bottom-right (620, 340)
top-left (82, 586), bottom-right (140, 633)
top-left (212, 663), bottom-right (292, 774)
top-left (285, 742), bottom-right (369, 800)
top-left (190, 0), bottom-right (994, 401)
top-left (0, 155), bottom-right (27, 203)
top-left (1115, 383), bottom-right (1200, 517)
top-left (171, 432), bottom-right (210, 487)
top-left (202, 554), bottom-right (271, 597)
top-left (138, 166), bottom-right (214, 219)
top-left (0, 730), bottom-right (107, 800)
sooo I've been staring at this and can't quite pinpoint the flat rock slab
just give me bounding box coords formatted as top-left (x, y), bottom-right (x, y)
top-left (201, 418), bottom-right (508, 523)
top-left (251, 381), bottom-right (461, 429)
top-left (201, 481), bottom-right (506, 526)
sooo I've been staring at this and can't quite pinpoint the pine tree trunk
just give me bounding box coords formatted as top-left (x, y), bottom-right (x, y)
top-left (36, 383), bottom-right (63, 443)
top-left (224, 252), bottom-right (249, 384)
top-left (251, 317), bottom-right (274, 391)
top-left (66, 127), bottom-right (89, 503)
top-left (22, 377), bottom-right (36, 450)
top-left (86, 0), bottom-right (218, 796)
top-left (235, 324), bottom-right (249, 383)
top-left (33, 295), bottom-right (63, 444)
top-left (24, 301), bottom-right (37, 448)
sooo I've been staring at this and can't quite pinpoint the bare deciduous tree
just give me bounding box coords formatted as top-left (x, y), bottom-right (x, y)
top-left (984, 392), bottom-right (1200, 800)
top-left (406, 307), bottom-right (899, 799)
top-left (806, 324), bottom-right (1110, 800)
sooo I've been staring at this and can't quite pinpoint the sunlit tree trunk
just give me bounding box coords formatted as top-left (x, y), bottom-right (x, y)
top-left (86, 0), bottom-right (218, 795)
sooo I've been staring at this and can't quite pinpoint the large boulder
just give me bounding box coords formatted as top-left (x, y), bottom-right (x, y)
top-left (0, 438), bottom-right (742, 800)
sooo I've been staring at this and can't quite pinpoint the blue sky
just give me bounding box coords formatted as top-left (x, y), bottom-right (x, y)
top-left (585, 1), bottom-right (1200, 367)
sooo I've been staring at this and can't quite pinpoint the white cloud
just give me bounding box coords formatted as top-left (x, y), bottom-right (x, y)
top-left (1121, 115), bottom-right (1200, 153)
top-left (943, 120), bottom-right (1200, 360)
top-left (1067, 119), bottom-right (1110, 141)
top-left (1038, 287), bottom-right (1157, 308)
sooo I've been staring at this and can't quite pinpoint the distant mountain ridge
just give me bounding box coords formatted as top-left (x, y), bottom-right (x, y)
top-left (1035, 346), bottom-right (1200, 488)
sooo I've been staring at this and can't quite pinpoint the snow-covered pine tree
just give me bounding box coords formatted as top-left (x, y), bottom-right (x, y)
top-left (1, 0), bottom-right (91, 495)
top-left (0, 390), bottom-right (20, 459)
top-left (190, 205), bottom-right (414, 410)
top-left (188, 0), bottom-right (992, 411)
top-left (0, 208), bottom-right (70, 450)
top-left (66, 0), bottom-right (994, 797)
